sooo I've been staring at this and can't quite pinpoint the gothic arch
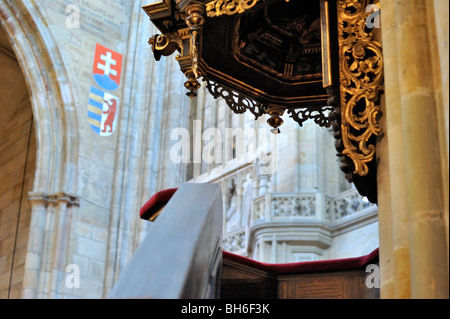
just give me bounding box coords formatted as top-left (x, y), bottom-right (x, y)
top-left (0, 0), bottom-right (80, 298)
top-left (0, 0), bottom-right (79, 196)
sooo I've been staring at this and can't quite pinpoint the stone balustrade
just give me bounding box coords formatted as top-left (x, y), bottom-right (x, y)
top-left (223, 186), bottom-right (376, 254)
top-left (250, 188), bottom-right (374, 224)
top-left (223, 227), bottom-right (247, 253)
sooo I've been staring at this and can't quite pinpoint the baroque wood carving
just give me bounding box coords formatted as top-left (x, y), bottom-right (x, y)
top-left (143, 0), bottom-right (384, 203)
top-left (336, 0), bottom-right (383, 178)
top-left (205, 0), bottom-right (264, 17)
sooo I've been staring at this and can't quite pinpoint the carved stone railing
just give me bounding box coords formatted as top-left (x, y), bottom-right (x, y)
top-left (326, 188), bottom-right (375, 222)
top-left (251, 192), bottom-right (320, 223)
top-left (252, 195), bottom-right (266, 221)
top-left (271, 193), bottom-right (316, 218)
top-left (251, 188), bottom-right (375, 224)
top-left (238, 187), bottom-right (377, 260)
top-left (223, 226), bottom-right (247, 253)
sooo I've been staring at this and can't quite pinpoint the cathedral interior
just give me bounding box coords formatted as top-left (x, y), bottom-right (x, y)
top-left (0, 0), bottom-right (448, 300)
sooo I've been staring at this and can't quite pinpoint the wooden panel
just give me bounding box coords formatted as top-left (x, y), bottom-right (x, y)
top-left (220, 260), bottom-right (278, 299)
top-left (278, 273), bottom-right (344, 299)
top-left (221, 260), bottom-right (380, 299)
top-left (278, 269), bottom-right (379, 299)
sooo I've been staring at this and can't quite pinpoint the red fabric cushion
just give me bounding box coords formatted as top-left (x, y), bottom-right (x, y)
top-left (139, 188), bottom-right (178, 220)
top-left (223, 248), bottom-right (379, 275)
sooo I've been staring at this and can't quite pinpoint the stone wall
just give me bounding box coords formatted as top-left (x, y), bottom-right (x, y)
top-left (0, 0), bottom-right (179, 298)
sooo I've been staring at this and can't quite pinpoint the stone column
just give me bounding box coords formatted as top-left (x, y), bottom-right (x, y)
top-left (375, 92), bottom-right (394, 298)
top-left (379, 0), bottom-right (411, 299)
top-left (393, 0), bottom-right (448, 298)
top-left (315, 192), bottom-right (324, 220)
top-left (22, 198), bottom-right (47, 299)
top-left (429, 0), bottom-right (449, 273)
top-left (159, 57), bottom-right (190, 188)
top-left (258, 174), bottom-right (270, 196)
top-left (235, 177), bottom-right (243, 228)
top-left (270, 235), bottom-right (277, 263)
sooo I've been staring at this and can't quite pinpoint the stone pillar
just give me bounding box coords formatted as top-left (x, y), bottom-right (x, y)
top-left (22, 193), bottom-right (79, 298)
top-left (235, 178), bottom-right (243, 228)
top-left (22, 198), bottom-right (47, 299)
top-left (270, 235), bottom-right (277, 263)
top-left (315, 192), bottom-right (324, 220)
top-left (159, 57), bottom-right (190, 188)
top-left (429, 0), bottom-right (449, 273)
top-left (379, 0), bottom-right (411, 299)
top-left (375, 88), bottom-right (394, 298)
top-left (258, 174), bottom-right (270, 196)
top-left (264, 193), bottom-right (272, 221)
top-left (388, 0), bottom-right (448, 298)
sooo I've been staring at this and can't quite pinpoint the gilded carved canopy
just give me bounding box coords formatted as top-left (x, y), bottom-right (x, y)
top-left (142, 0), bottom-right (383, 203)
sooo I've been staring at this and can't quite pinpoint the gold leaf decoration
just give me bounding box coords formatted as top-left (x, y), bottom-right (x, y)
top-left (337, 0), bottom-right (383, 176)
top-left (205, 0), bottom-right (263, 17)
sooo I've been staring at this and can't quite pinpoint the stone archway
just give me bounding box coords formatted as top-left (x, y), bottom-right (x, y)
top-left (0, 0), bottom-right (80, 298)
top-left (0, 24), bottom-right (36, 299)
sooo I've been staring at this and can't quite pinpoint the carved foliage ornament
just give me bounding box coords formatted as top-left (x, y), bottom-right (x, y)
top-left (143, 0), bottom-right (383, 182)
top-left (337, 0), bottom-right (383, 176)
top-left (204, 78), bottom-right (266, 118)
top-left (287, 105), bottom-right (333, 128)
top-left (205, 0), bottom-right (264, 17)
top-left (205, 78), bottom-right (334, 129)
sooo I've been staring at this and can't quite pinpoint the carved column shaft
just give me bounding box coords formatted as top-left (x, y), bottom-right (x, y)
top-left (379, 0), bottom-right (449, 299)
top-left (393, 0), bottom-right (448, 299)
top-left (379, 0), bottom-right (411, 299)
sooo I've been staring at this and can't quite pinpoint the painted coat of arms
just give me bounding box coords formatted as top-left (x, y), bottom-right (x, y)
top-left (87, 87), bottom-right (119, 136)
top-left (93, 43), bottom-right (123, 91)
top-left (88, 44), bottom-right (123, 136)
